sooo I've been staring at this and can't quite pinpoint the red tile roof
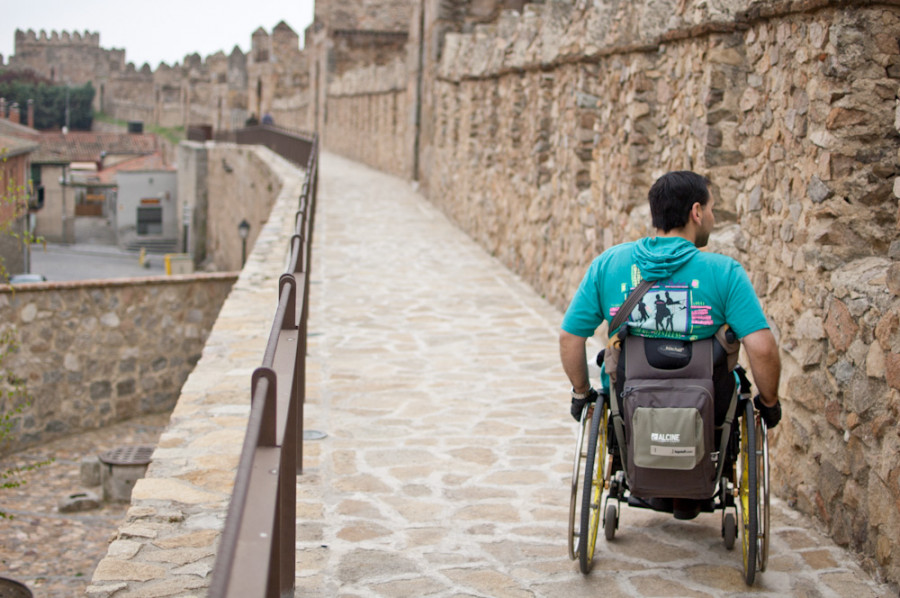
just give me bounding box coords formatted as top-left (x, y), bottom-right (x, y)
top-left (94, 152), bottom-right (174, 185)
top-left (0, 133), bottom-right (39, 157)
top-left (0, 119), bottom-right (40, 140)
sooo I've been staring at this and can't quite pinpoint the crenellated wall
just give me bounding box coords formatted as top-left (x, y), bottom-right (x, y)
top-left (7, 24), bottom-right (312, 132)
top-left (410, 0), bottom-right (900, 585)
top-left (9, 28), bottom-right (124, 90)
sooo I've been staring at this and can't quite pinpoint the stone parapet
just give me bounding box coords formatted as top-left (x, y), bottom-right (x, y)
top-left (324, 57), bottom-right (414, 179)
top-left (0, 274), bottom-right (237, 455)
top-left (436, 0), bottom-right (900, 80)
top-left (85, 145), bottom-right (306, 597)
top-left (421, 0), bottom-right (900, 586)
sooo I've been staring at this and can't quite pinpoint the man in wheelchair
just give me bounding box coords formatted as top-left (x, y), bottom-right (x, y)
top-left (559, 171), bottom-right (782, 521)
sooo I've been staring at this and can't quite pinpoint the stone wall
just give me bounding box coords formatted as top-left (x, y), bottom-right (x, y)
top-left (9, 29), bottom-right (126, 90)
top-left (178, 143), bottom-right (284, 272)
top-left (6, 12), bottom-right (420, 140)
top-left (8, 24), bottom-right (312, 133)
top-left (0, 274), bottom-right (236, 455)
top-left (314, 0), bottom-right (413, 32)
top-left (85, 140), bottom-right (306, 598)
top-left (413, 0), bottom-right (900, 585)
top-left (325, 58), bottom-right (414, 178)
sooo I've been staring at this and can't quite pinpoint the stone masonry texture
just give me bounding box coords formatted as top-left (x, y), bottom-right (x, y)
top-left (400, 1), bottom-right (900, 586)
top-left (0, 274), bottom-right (236, 455)
top-left (6, 0), bottom-right (900, 588)
top-left (86, 143), bottom-right (307, 598)
top-left (87, 150), bottom-right (899, 596)
top-left (315, 0), bottom-right (900, 587)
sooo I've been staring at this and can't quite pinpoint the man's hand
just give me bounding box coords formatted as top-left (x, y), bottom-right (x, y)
top-left (571, 388), bottom-right (598, 421)
top-left (753, 394), bottom-right (782, 429)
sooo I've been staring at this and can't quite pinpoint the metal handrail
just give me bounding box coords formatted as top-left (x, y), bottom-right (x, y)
top-left (209, 128), bottom-right (319, 597)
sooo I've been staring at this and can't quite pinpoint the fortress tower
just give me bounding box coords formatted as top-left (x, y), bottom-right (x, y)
top-left (9, 29), bottom-right (126, 86)
top-left (247, 21), bottom-right (309, 122)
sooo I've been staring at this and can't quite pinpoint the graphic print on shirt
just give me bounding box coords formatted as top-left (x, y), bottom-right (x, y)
top-left (635, 289), bottom-right (690, 333)
top-left (609, 267), bottom-right (714, 339)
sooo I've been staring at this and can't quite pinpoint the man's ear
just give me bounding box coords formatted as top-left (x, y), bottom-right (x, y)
top-left (691, 202), bottom-right (704, 223)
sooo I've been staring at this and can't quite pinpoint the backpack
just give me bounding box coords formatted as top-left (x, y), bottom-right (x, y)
top-left (603, 281), bottom-right (740, 500)
top-left (618, 335), bottom-right (718, 499)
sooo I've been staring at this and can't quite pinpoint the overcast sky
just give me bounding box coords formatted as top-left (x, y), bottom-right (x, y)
top-left (0, 0), bottom-right (315, 69)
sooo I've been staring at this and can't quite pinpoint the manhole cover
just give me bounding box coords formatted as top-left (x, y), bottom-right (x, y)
top-left (99, 445), bottom-right (154, 466)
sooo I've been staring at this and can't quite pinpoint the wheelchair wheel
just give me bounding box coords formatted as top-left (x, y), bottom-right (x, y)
top-left (722, 513), bottom-right (736, 550)
top-left (757, 417), bottom-right (770, 572)
top-left (737, 399), bottom-right (758, 585)
top-left (604, 503), bottom-right (617, 541)
top-left (578, 399), bottom-right (608, 574)
top-left (567, 403), bottom-right (592, 560)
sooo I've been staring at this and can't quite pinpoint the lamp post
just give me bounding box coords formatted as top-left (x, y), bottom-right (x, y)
top-left (238, 219), bottom-right (250, 267)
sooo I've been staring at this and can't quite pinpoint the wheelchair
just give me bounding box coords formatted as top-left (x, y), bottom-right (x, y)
top-left (566, 333), bottom-right (770, 586)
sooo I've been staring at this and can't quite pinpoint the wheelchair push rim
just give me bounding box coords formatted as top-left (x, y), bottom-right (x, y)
top-left (567, 403), bottom-right (592, 560)
top-left (758, 416), bottom-right (770, 572)
top-left (737, 399), bottom-right (759, 585)
top-left (578, 398), bottom-right (608, 574)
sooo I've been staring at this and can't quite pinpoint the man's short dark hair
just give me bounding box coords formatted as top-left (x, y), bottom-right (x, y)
top-left (648, 171), bottom-right (710, 232)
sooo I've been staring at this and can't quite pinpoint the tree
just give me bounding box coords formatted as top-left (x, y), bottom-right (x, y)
top-left (0, 71), bottom-right (95, 130)
top-left (0, 146), bottom-right (50, 519)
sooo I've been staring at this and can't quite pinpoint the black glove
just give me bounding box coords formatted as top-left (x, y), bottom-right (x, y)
top-left (571, 388), bottom-right (599, 422)
top-left (753, 394), bottom-right (781, 429)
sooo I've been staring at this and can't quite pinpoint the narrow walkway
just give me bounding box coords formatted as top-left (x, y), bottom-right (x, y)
top-left (297, 152), bottom-right (895, 597)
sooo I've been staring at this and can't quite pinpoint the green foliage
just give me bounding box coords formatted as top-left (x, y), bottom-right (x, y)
top-left (0, 147), bottom-right (51, 520)
top-left (0, 329), bottom-right (51, 519)
top-left (0, 147), bottom-right (41, 283)
top-left (0, 70), bottom-right (95, 130)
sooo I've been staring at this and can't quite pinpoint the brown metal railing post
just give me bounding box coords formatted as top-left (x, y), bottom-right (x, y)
top-left (209, 129), bottom-right (316, 597)
top-left (250, 367), bottom-right (279, 598)
top-left (279, 386), bottom-right (298, 592)
top-left (252, 368), bottom-right (278, 447)
top-left (279, 274), bottom-right (297, 335)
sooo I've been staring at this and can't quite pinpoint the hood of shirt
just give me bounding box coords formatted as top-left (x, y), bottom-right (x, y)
top-left (632, 237), bottom-right (698, 281)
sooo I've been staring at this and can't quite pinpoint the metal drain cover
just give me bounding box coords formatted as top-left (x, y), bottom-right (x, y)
top-left (99, 445), bottom-right (154, 466)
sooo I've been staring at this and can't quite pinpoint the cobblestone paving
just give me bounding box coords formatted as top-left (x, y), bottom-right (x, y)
top-left (297, 152), bottom-right (898, 597)
top-left (0, 414), bottom-right (169, 596)
top-left (4, 150), bottom-right (898, 597)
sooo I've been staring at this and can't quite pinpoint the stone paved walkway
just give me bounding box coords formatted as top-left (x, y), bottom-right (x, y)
top-left (297, 152), bottom-right (898, 597)
top-left (4, 150), bottom-right (898, 597)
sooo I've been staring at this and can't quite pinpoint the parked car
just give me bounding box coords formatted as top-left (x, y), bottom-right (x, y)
top-left (7, 273), bottom-right (47, 284)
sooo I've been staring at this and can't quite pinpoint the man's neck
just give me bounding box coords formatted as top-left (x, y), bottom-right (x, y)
top-left (655, 227), bottom-right (696, 244)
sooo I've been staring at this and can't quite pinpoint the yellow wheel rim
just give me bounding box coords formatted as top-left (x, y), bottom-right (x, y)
top-left (739, 415), bottom-right (751, 572)
top-left (585, 406), bottom-right (607, 562)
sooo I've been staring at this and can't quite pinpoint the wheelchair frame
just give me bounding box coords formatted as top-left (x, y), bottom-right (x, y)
top-left (567, 389), bottom-right (770, 585)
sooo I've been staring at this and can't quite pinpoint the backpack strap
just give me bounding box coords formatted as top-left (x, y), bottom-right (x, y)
top-left (606, 278), bottom-right (655, 490)
top-left (608, 279), bottom-right (655, 336)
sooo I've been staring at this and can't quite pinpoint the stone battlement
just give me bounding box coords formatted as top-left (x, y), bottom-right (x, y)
top-left (14, 28), bottom-right (101, 47)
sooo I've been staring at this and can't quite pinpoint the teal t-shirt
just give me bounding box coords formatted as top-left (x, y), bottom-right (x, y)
top-left (562, 237), bottom-right (769, 342)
